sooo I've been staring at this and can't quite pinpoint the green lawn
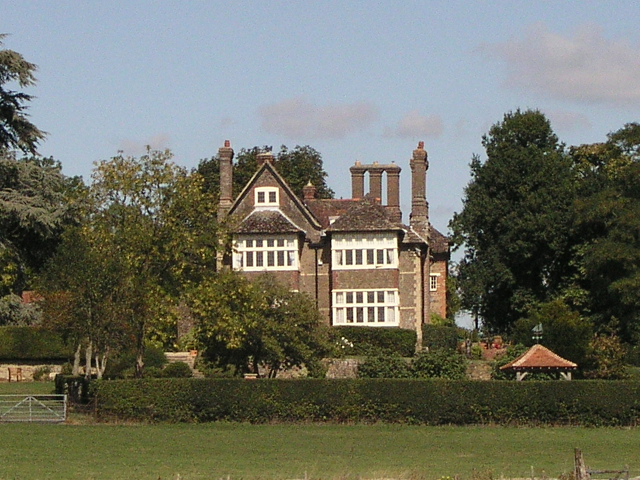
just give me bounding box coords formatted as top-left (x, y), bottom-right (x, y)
top-left (0, 381), bottom-right (55, 394)
top-left (0, 423), bottom-right (637, 480)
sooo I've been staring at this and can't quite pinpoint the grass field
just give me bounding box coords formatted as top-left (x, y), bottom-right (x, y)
top-left (0, 381), bottom-right (54, 394)
top-left (0, 422), bottom-right (637, 480)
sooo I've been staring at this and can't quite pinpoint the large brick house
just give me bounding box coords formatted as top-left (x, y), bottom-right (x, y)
top-left (217, 141), bottom-right (449, 333)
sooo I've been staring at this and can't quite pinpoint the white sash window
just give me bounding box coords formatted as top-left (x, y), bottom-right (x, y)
top-left (331, 233), bottom-right (398, 270)
top-left (333, 289), bottom-right (399, 326)
top-left (234, 234), bottom-right (298, 271)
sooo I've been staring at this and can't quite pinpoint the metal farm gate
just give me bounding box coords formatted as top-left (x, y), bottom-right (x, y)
top-left (0, 395), bottom-right (67, 423)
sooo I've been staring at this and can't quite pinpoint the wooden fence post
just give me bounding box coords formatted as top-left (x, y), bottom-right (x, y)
top-left (575, 448), bottom-right (589, 480)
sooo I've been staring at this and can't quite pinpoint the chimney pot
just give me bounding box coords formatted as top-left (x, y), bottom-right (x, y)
top-left (224, 140), bottom-right (230, 147)
top-left (418, 141), bottom-right (424, 149)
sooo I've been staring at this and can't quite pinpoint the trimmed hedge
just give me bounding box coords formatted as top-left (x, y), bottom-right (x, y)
top-left (330, 327), bottom-right (416, 357)
top-left (0, 326), bottom-right (74, 360)
top-left (422, 324), bottom-right (459, 351)
top-left (94, 378), bottom-right (640, 426)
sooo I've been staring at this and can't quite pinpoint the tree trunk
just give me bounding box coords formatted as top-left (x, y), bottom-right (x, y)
top-left (95, 347), bottom-right (109, 379)
top-left (84, 340), bottom-right (93, 380)
top-left (72, 343), bottom-right (82, 376)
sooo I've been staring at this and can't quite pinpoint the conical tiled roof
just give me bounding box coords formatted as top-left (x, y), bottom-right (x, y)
top-left (500, 344), bottom-right (577, 371)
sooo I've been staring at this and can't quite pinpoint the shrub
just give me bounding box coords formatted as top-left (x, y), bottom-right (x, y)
top-left (32, 366), bottom-right (52, 381)
top-left (103, 344), bottom-right (168, 379)
top-left (162, 362), bottom-right (193, 378)
top-left (357, 355), bottom-right (411, 378)
top-left (330, 327), bottom-right (416, 357)
top-left (412, 350), bottom-right (467, 379)
top-left (422, 324), bottom-right (459, 351)
top-left (584, 334), bottom-right (628, 379)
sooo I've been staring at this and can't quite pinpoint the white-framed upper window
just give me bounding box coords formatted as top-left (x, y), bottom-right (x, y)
top-left (430, 273), bottom-right (440, 292)
top-left (233, 234), bottom-right (298, 271)
top-left (332, 289), bottom-right (399, 326)
top-left (254, 187), bottom-right (279, 207)
top-left (331, 233), bottom-right (398, 270)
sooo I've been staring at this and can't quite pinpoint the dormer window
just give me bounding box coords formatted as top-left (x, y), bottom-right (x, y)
top-left (255, 187), bottom-right (279, 207)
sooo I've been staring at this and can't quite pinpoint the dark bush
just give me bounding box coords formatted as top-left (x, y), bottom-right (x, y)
top-left (55, 375), bottom-right (92, 404)
top-left (0, 326), bottom-right (74, 360)
top-left (357, 355), bottom-right (411, 378)
top-left (103, 344), bottom-right (168, 379)
top-left (94, 378), bottom-right (640, 426)
top-left (412, 350), bottom-right (467, 379)
top-left (422, 324), bottom-right (459, 351)
top-left (330, 327), bottom-right (416, 357)
top-left (162, 362), bottom-right (193, 378)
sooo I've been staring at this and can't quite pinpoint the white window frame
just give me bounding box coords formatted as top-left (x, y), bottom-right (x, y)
top-left (254, 187), bottom-right (279, 207)
top-left (332, 288), bottom-right (399, 326)
top-left (430, 273), bottom-right (441, 292)
top-left (331, 233), bottom-right (398, 270)
top-left (233, 234), bottom-right (298, 271)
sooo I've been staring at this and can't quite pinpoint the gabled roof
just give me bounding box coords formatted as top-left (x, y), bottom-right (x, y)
top-left (228, 160), bottom-right (322, 230)
top-left (430, 226), bottom-right (450, 254)
top-left (236, 210), bottom-right (303, 234)
top-left (500, 344), bottom-right (578, 371)
top-left (327, 197), bottom-right (402, 232)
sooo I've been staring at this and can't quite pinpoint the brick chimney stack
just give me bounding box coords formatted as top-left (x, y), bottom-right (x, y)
top-left (217, 140), bottom-right (234, 221)
top-left (256, 151), bottom-right (273, 167)
top-left (350, 161), bottom-right (366, 199)
top-left (385, 163), bottom-right (402, 223)
top-left (409, 141), bottom-right (429, 233)
top-left (369, 162), bottom-right (383, 201)
top-left (303, 181), bottom-right (317, 201)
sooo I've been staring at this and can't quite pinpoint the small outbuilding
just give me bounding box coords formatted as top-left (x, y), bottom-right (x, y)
top-left (500, 344), bottom-right (577, 381)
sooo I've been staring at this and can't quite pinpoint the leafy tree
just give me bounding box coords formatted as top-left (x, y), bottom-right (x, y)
top-left (190, 271), bottom-right (331, 378)
top-left (450, 110), bottom-right (576, 333)
top-left (197, 144), bottom-right (334, 200)
top-left (510, 298), bottom-right (592, 366)
top-left (0, 154), bottom-right (75, 297)
top-left (570, 124), bottom-right (640, 343)
top-left (37, 226), bottom-right (132, 378)
top-left (0, 35), bottom-right (45, 153)
top-left (88, 148), bottom-right (219, 374)
top-left (0, 292), bottom-right (41, 325)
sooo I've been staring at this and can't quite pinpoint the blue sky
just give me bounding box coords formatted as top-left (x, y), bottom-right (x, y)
top-left (4, 1), bottom-right (640, 237)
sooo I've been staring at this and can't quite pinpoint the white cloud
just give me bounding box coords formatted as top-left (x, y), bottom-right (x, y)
top-left (483, 23), bottom-right (640, 106)
top-left (544, 110), bottom-right (592, 133)
top-left (258, 97), bottom-right (378, 139)
top-left (118, 133), bottom-right (170, 155)
top-left (384, 110), bottom-right (444, 139)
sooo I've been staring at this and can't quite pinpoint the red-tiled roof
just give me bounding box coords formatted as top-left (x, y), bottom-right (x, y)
top-left (500, 344), bottom-right (577, 370)
top-left (305, 198), bottom-right (359, 229)
top-left (327, 197), bottom-right (402, 232)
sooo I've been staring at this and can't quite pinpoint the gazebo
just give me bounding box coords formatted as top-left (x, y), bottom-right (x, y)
top-left (500, 344), bottom-right (577, 381)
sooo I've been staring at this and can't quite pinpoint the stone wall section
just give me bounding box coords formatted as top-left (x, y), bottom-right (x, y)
top-left (0, 363), bottom-right (63, 382)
